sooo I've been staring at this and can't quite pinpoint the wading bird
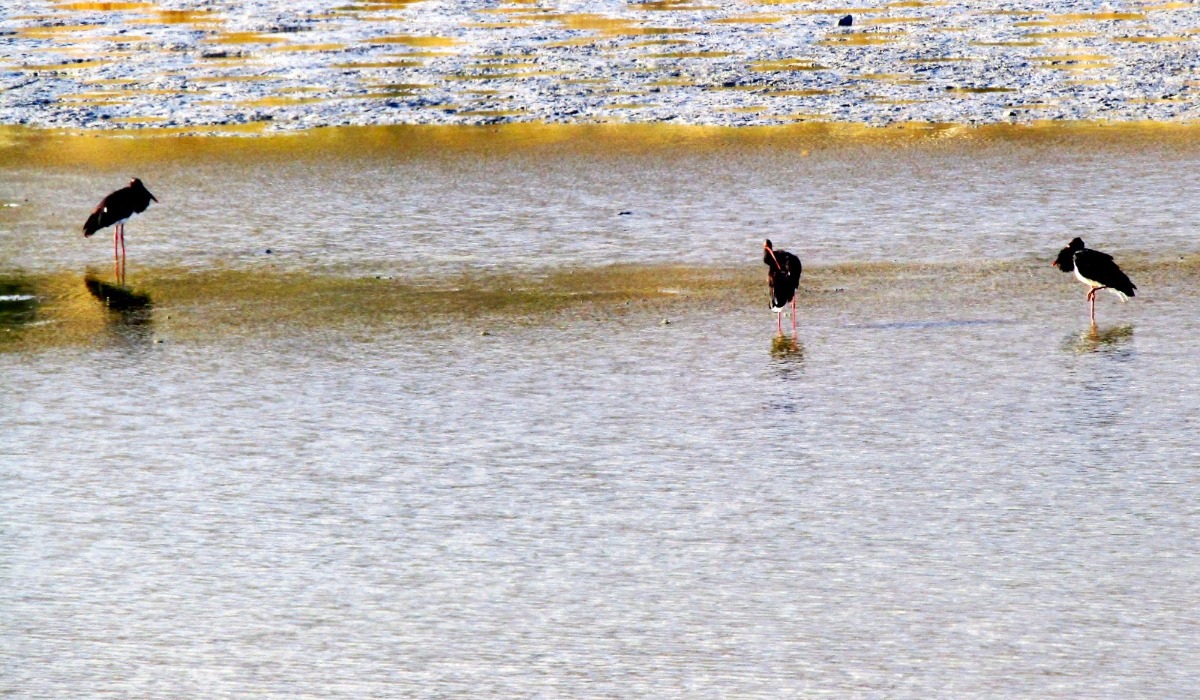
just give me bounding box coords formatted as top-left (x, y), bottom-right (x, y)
top-left (1053, 237), bottom-right (1136, 325)
top-left (83, 178), bottom-right (157, 284)
top-left (763, 239), bottom-right (802, 334)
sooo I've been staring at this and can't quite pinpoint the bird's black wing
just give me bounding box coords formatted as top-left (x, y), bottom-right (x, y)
top-left (769, 250), bottom-right (802, 308)
top-left (83, 187), bottom-right (133, 237)
top-left (1076, 248), bottom-right (1136, 297)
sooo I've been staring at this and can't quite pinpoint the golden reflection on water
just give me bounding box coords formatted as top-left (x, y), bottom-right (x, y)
top-left (6, 122), bottom-right (1200, 170)
top-left (0, 256), bottom-right (1192, 352)
top-left (1069, 324), bottom-right (1135, 354)
top-left (0, 265), bottom-right (748, 351)
top-left (770, 333), bottom-right (804, 362)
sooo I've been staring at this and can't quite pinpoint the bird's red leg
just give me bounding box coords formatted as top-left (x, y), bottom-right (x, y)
top-left (791, 297), bottom-right (797, 333)
top-left (1089, 292), bottom-right (1096, 325)
top-left (776, 312), bottom-right (782, 336)
top-left (119, 224), bottom-right (127, 284)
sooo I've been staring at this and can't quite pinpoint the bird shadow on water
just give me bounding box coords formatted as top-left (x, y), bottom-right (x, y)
top-left (1064, 324), bottom-right (1134, 356)
top-left (83, 274), bottom-right (155, 347)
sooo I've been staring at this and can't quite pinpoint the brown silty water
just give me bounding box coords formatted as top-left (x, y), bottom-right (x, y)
top-left (2, 125), bottom-right (1200, 697)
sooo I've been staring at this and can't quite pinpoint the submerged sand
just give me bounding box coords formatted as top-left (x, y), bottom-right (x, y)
top-left (2, 255), bottom-right (1197, 351)
top-left (2, 1), bottom-right (1199, 132)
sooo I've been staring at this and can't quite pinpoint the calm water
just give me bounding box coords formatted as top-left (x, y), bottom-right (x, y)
top-left (3, 127), bottom-right (1200, 275)
top-left (2, 129), bottom-right (1200, 697)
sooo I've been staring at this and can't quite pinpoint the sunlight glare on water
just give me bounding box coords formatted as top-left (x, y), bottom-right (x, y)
top-left (2, 126), bottom-right (1200, 697)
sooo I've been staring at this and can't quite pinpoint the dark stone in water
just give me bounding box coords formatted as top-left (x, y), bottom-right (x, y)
top-left (838, 14), bottom-right (853, 26)
top-left (618, 211), bottom-right (632, 216)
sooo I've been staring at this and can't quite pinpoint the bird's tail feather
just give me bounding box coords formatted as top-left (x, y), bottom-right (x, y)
top-left (83, 212), bottom-right (101, 237)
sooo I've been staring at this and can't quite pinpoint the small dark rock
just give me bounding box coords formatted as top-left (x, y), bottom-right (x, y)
top-left (618, 210), bottom-right (632, 216)
top-left (265, 248), bottom-right (272, 254)
top-left (838, 14), bottom-right (853, 27)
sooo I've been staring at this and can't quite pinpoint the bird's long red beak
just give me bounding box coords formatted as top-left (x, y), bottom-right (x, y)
top-left (150, 193), bottom-right (158, 203)
top-left (1051, 261), bottom-right (1058, 267)
top-left (764, 244), bottom-right (780, 268)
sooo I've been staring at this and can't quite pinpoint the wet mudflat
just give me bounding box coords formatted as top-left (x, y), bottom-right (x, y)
top-left (5, 0), bottom-right (1200, 128)
top-left (2, 126), bottom-right (1200, 697)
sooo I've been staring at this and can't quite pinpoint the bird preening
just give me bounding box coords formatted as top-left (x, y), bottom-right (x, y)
top-left (84, 178), bottom-right (158, 285)
top-left (69, 183), bottom-right (1143, 341)
top-left (763, 239), bottom-right (802, 335)
top-left (1053, 237), bottom-right (1136, 326)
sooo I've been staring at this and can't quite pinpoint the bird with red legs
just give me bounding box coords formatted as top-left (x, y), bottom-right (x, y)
top-left (763, 239), bottom-right (802, 335)
top-left (1052, 237), bottom-right (1136, 326)
top-left (83, 178), bottom-right (158, 285)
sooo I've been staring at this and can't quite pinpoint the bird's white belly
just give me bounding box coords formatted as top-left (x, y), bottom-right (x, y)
top-left (1073, 267), bottom-right (1102, 289)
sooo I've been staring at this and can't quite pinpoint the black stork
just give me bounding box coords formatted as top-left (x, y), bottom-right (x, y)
top-left (1052, 237), bottom-right (1136, 325)
top-left (83, 178), bottom-right (157, 283)
top-left (763, 239), bottom-right (802, 334)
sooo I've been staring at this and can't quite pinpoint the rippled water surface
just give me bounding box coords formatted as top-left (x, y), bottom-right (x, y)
top-left (2, 128), bottom-right (1200, 697)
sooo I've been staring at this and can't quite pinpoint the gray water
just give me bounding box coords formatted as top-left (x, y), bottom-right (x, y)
top-left (2, 131), bottom-right (1200, 697)
top-left (3, 131), bottom-right (1200, 275)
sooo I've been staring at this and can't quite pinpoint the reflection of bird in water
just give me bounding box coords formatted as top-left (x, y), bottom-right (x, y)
top-left (1053, 237), bottom-right (1136, 326)
top-left (83, 178), bottom-right (158, 285)
top-left (763, 239), bottom-right (802, 335)
top-left (84, 275), bottom-right (154, 346)
top-left (84, 276), bottom-right (151, 311)
top-left (770, 333), bottom-right (804, 362)
top-left (1070, 324), bottom-right (1134, 354)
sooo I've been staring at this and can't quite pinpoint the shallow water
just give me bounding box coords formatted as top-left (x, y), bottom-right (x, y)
top-left (4, 125), bottom-right (1200, 278)
top-left (3, 128), bottom-right (1200, 697)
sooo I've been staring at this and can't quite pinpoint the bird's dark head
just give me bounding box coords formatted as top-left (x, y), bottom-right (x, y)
top-left (1052, 238), bottom-right (1084, 272)
top-left (763, 239), bottom-right (780, 268)
top-left (130, 178), bottom-right (158, 203)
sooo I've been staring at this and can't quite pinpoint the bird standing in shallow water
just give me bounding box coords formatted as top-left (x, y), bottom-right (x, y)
top-left (763, 239), bottom-right (802, 335)
top-left (1053, 237), bottom-right (1136, 326)
top-left (84, 178), bottom-right (157, 285)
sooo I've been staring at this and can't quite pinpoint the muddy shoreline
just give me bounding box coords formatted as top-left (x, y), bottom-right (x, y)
top-left (3, 1), bottom-right (1199, 133)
